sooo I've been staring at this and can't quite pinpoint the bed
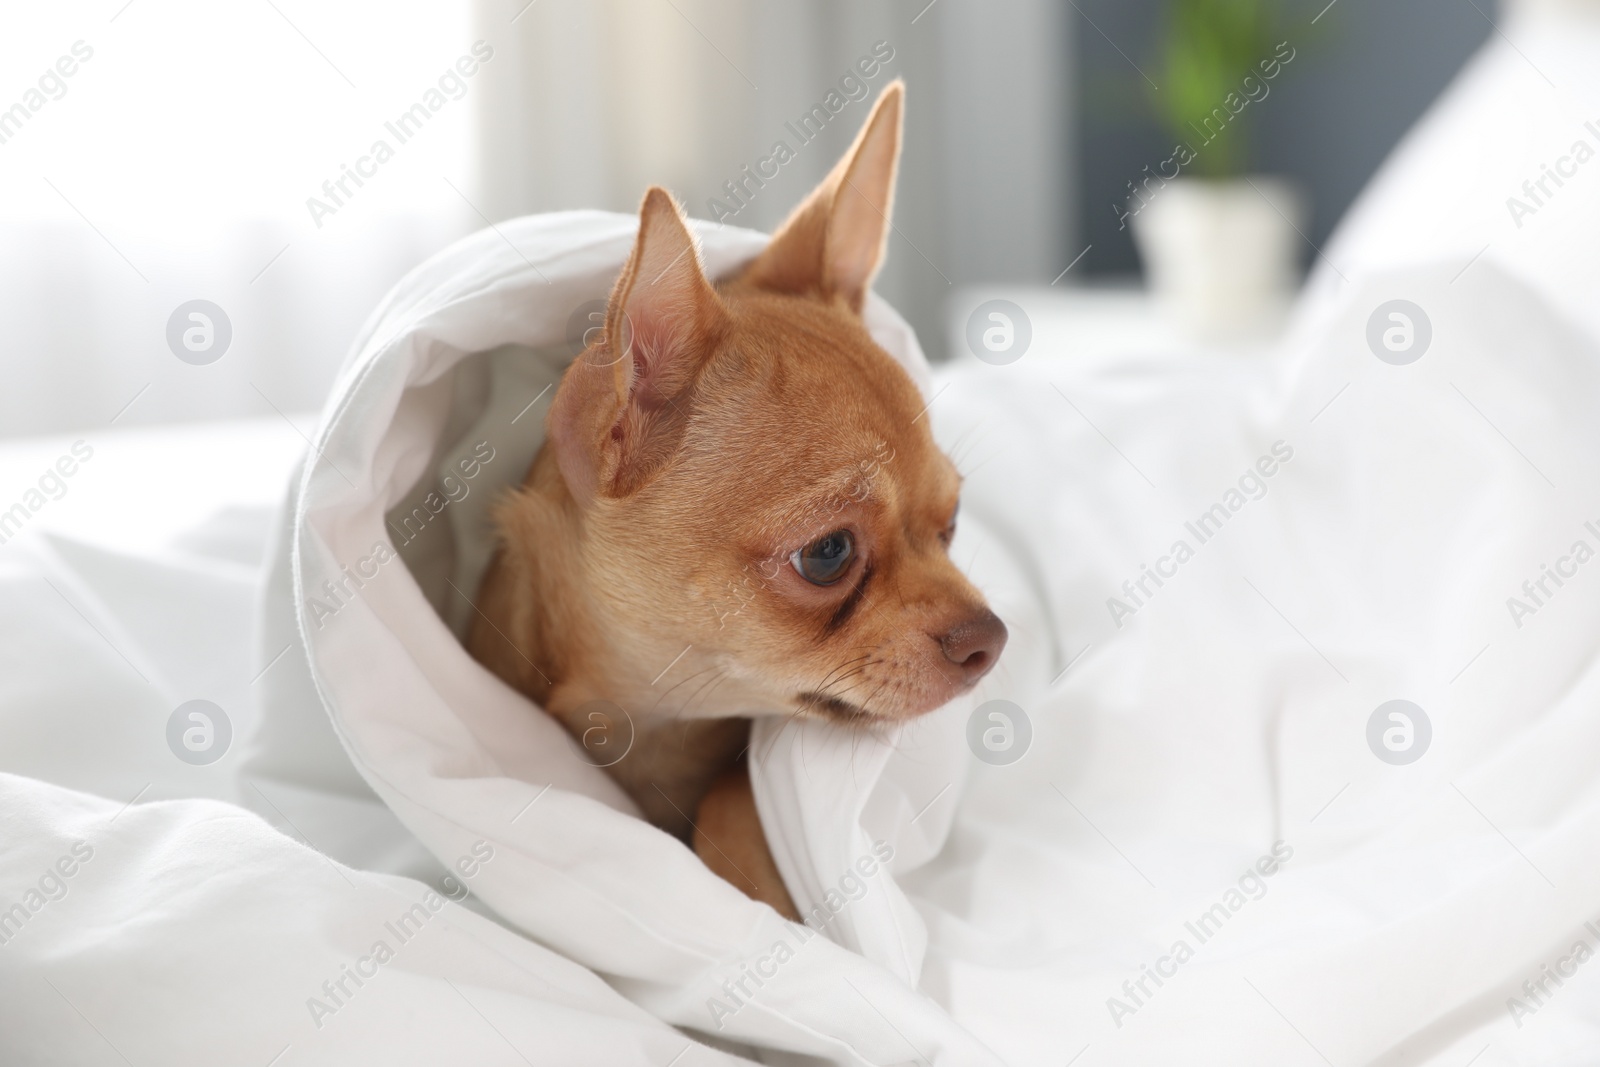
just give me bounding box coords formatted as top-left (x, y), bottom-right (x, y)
top-left (5, 14), bottom-right (1600, 1066)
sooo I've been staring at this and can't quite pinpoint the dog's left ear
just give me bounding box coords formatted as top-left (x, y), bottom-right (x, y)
top-left (739, 79), bottom-right (903, 314)
top-left (549, 187), bottom-right (729, 504)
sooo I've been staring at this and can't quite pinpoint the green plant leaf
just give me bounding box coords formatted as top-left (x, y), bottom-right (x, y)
top-left (1149, 0), bottom-right (1281, 177)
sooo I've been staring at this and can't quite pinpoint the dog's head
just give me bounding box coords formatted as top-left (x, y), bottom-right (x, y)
top-left (543, 80), bottom-right (1005, 723)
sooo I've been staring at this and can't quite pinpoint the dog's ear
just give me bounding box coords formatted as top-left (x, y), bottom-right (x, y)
top-left (550, 187), bottom-right (728, 504)
top-left (740, 79), bottom-right (903, 314)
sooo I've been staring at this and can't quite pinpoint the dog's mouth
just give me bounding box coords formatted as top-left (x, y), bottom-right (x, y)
top-left (796, 690), bottom-right (872, 723)
top-left (797, 677), bottom-right (970, 724)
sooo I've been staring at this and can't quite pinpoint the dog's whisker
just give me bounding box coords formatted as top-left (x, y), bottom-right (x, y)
top-left (945, 427), bottom-right (984, 474)
top-left (649, 661), bottom-right (722, 716)
top-left (813, 647), bottom-right (882, 693)
top-left (857, 680), bottom-right (892, 717)
top-left (817, 652), bottom-right (874, 682)
top-left (683, 670), bottom-right (731, 719)
top-left (814, 668), bottom-right (869, 695)
top-left (662, 670), bottom-right (727, 724)
top-left (667, 674), bottom-right (732, 753)
top-left (816, 662), bottom-right (877, 695)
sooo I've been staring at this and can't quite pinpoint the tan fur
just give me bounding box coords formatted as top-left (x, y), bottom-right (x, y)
top-left (694, 765), bottom-right (801, 921)
top-left (469, 81), bottom-right (1006, 916)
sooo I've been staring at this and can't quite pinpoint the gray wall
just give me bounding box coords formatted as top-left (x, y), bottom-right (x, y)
top-left (1075, 0), bottom-right (1493, 277)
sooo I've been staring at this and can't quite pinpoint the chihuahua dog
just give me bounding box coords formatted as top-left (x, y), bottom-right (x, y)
top-left (469, 81), bottom-right (1006, 918)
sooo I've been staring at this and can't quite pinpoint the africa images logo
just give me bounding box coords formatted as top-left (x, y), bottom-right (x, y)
top-left (304, 42), bottom-right (494, 229)
top-left (1106, 841), bottom-right (1294, 1028)
top-left (704, 41), bottom-right (895, 224)
top-left (1107, 442), bottom-right (1294, 628)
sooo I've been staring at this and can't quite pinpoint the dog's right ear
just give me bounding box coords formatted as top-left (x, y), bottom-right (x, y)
top-left (549, 187), bottom-right (729, 504)
top-left (737, 79), bottom-right (903, 315)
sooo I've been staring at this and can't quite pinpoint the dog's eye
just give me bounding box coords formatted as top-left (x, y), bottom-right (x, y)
top-left (792, 530), bottom-right (855, 585)
top-left (939, 504), bottom-right (959, 547)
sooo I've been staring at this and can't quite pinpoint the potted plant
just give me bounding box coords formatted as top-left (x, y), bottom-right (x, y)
top-left (1129, 0), bottom-right (1306, 338)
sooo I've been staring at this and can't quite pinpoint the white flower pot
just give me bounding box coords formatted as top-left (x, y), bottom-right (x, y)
top-left (1130, 177), bottom-right (1306, 340)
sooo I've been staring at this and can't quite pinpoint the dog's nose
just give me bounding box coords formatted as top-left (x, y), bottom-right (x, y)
top-left (938, 610), bottom-right (1008, 685)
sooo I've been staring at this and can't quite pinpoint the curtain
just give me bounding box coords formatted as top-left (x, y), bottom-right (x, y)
top-left (0, 0), bottom-right (479, 438)
top-left (0, 0), bottom-right (1071, 439)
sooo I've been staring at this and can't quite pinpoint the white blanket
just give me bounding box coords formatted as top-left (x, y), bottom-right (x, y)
top-left (6, 13), bottom-right (1600, 1065)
